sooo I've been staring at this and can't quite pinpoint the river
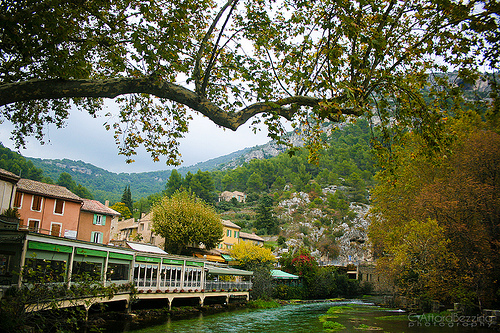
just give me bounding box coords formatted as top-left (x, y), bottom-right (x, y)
top-left (109, 300), bottom-right (494, 332)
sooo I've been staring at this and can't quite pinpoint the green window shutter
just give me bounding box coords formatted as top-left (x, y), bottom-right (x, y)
top-left (93, 214), bottom-right (97, 225)
top-left (91, 231), bottom-right (95, 241)
top-left (102, 216), bottom-right (106, 226)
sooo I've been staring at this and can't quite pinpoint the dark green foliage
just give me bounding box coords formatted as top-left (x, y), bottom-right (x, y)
top-left (165, 169), bottom-right (182, 196)
top-left (249, 265), bottom-right (274, 301)
top-left (121, 185), bottom-right (133, 213)
top-left (72, 183), bottom-right (93, 199)
top-left (0, 143), bottom-right (46, 181)
top-left (254, 195), bottom-right (278, 235)
top-left (57, 172), bottom-right (93, 199)
top-left (57, 172), bottom-right (76, 190)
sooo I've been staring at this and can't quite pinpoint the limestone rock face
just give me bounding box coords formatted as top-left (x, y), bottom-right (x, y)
top-left (276, 191), bottom-right (372, 266)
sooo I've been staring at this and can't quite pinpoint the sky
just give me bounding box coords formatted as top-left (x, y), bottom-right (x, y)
top-left (0, 101), bottom-right (274, 174)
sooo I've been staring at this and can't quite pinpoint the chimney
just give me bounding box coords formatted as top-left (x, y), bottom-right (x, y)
top-left (105, 200), bottom-right (109, 207)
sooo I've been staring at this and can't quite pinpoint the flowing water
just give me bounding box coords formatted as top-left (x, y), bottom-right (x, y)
top-left (112, 300), bottom-right (493, 332)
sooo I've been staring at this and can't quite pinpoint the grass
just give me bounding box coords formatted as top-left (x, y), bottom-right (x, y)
top-left (319, 314), bottom-right (339, 322)
top-left (322, 321), bottom-right (346, 331)
top-left (354, 323), bottom-right (383, 330)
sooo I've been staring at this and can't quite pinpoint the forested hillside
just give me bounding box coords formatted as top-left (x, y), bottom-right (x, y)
top-left (1, 119), bottom-right (376, 211)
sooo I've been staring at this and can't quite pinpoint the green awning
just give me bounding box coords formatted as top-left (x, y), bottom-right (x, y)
top-left (207, 266), bottom-right (253, 276)
top-left (221, 254), bottom-right (234, 261)
top-left (271, 269), bottom-right (300, 280)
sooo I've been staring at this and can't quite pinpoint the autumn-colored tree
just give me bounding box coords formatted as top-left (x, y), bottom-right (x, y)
top-left (370, 123), bottom-right (500, 309)
top-left (1, 0), bottom-right (497, 164)
top-left (229, 241), bottom-right (275, 270)
top-left (110, 202), bottom-right (132, 220)
top-left (151, 190), bottom-right (222, 254)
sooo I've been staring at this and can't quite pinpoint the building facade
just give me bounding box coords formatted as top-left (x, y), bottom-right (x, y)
top-left (78, 199), bottom-right (120, 244)
top-left (14, 179), bottom-right (83, 238)
top-left (0, 169), bottom-right (19, 214)
top-left (218, 191), bottom-right (247, 203)
top-left (219, 219), bottom-right (241, 251)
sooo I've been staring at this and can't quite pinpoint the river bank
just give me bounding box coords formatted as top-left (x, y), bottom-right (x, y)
top-left (88, 296), bottom-right (498, 332)
top-left (94, 300), bottom-right (496, 333)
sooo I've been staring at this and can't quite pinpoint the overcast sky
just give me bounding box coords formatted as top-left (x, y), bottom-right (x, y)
top-left (0, 102), bottom-right (273, 174)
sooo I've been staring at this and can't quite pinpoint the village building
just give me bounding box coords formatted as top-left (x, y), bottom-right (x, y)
top-left (136, 212), bottom-right (164, 248)
top-left (239, 231), bottom-right (265, 246)
top-left (14, 179), bottom-right (82, 238)
top-left (78, 199), bottom-right (120, 244)
top-left (110, 217), bottom-right (139, 243)
top-left (0, 168), bottom-right (19, 213)
top-left (218, 219), bottom-right (241, 251)
top-left (218, 191), bottom-right (246, 203)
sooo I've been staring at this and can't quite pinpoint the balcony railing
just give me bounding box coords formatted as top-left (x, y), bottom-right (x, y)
top-left (204, 281), bottom-right (252, 291)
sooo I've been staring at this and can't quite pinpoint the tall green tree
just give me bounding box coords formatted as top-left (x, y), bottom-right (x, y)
top-left (57, 172), bottom-right (76, 191)
top-left (121, 185), bottom-right (133, 214)
top-left (165, 169), bottom-right (183, 197)
top-left (2, 0), bottom-right (497, 164)
top-left (255, 195), bottom-right (278, 235)
top-left (246, 172), bottom-right (265, 193)
top-left (151, 190), bottom-right (223, 254)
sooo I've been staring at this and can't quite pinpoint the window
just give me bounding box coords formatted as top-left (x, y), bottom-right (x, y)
top-left (54, 199), bottom-right (64, 215)
top-left (50, 222), bottom-right (62, 237)
top-left (140, 223), bottom-right (144, 231)
top-left (13, 192), bottom-right (22, 208)
top-left (28, 219), bottom-right (39, 232)
top-left (93, 214), bottom-right (105, 226)
top-left (31, 195), bottom-right (42, 211)
top-left (107, 263), bottom-right (129, 281)
top-left (91, 231), bottom-right (103, 243)
top-left (24, 258), bottom-right (66, 283)
top-left (235, 231), bottom-right (239, 238)
top-left (73, 261), bottom-right (101, 281)
top-left (227, 229), bottom-right (231, 237)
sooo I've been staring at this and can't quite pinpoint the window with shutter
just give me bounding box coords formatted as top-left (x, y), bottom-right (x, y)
top-left (31, 195), bottom-right (42, 211)
top-left (13, 192), bottom-right (22, 208)
top-left (54, 199), bottom-right (64, 214)
top-left (91, 231), bottom-right (103, 243)
top-left (93, 214), bottom-right (104, 225)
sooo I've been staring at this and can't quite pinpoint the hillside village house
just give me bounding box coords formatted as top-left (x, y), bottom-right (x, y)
top-left (219, 219), bottom-right (241, 251)
top-left (0, 169), bottom-right (19, 213)
top-left (14, 178), bottom-right (83, 238)
top-left (78, 199), bottom-right (120, 244)
top-left (218, 191), bottom-right (247, 203)
top-left (136, 213), bottom-right (164, 248)
top-left (110, 217), bottom-right (139, 242)
top-left (239, 231), bottom-right (265, 246)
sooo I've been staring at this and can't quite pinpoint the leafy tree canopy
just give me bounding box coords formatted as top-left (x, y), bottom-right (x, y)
top-left (229, 241), bottom-right (275, 270)
top-left (110, 202), bottom-right (132, 220)
top-left (369, 116), bottom-right (500, 308)
top-left (1, 0), bottom-right (498, 164)
top-left (151, 190), bottom-right (223, 254)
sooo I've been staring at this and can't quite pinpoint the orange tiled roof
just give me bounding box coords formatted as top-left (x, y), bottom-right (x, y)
top-left (17, 178), bottom-right (82, 202)
top-left (221, 219), bottom-right (241, 229)
top-left (81, 199), bottom-right (121, 216)
top-left (239, 232), bottom-right (265, 242)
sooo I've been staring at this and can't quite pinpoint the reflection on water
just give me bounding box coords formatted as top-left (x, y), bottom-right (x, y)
top-left (114, 300), bottom-right (493, 333)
